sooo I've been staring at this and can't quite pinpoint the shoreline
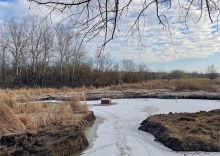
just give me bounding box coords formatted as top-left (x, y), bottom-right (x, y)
top-left (33, 89), bottom-right (220, 101)
top-left (138, 109), bottom-right (220, 152)
top-left (0, 111), bottom-right (96, 156)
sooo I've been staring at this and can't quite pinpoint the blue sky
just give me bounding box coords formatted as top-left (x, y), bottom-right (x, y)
top-left (0, 0), bottom-right (219, 72)
top-left (147, 52), bottom-right (220, 72)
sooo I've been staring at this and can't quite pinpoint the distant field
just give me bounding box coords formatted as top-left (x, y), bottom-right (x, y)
top-left (0, 78), bottom-right (219, 97)
top-left (109, 78), bottom-right (220, 91)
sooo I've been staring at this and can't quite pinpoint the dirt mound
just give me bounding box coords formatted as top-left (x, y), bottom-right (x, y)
top-left (138, 109), bottom-right (220, 152)
top-left (0, 111), bottom-right (96, 156)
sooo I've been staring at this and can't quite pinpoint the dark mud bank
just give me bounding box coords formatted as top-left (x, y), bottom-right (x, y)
top-left (0, 111), bottom-right (96, 156)
top-left (36, 89), bottom-right (220, 101)
top-left (138, 109), bottom-right (220, 152)
top-left (85, 90), bottom-right (220, 100)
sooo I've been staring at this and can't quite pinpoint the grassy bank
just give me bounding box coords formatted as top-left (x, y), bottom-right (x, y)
top-left (0, 89), bottom-right (89, 136)
top-left (139, 109), bottom-right (220, 151)
top-left (0, 89), bottom-right (95, 155)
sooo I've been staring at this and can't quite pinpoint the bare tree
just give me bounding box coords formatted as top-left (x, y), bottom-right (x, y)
top-left (0, 29), bottom-right (9, 83)
top-left (137, 62), bottom-right (148, 82)
top-left (111, 62), bottom-right (121, 84)
top-left (121, 59), bottom-right (137, 83)
top-left (38, 18), bottom-right (54, 86)
top-left (170, 69), bottom-right (186, 81)
top-left (95, 51), bottom-right (113, 72)
top-left (72, 44), bottom-right (86, 67)
top-left (207, 64), bottom-right (218, 80)
top-left (5, 18), bottom-right (29, 85)
top-left (71, 43), bottom-right (87, 86)
top-left (121, 59), bottom-right (136, 72)
top-left (27, 0), bottom-right (220, 51)
top-left (25, 16), bottom-right (45, 86)
top-left (54, 24), bottom-right (75, 85)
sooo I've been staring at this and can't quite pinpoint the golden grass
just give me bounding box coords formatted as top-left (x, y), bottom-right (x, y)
top-left (144, 109), bottom-right (220, 151)
top-left (69, 96), bottom-right (88, 113)
top-left (0, 78), bottom-right (218, 99)
top-left (0, 89), bottom-right (89, 136)
top-left (109, 78), bottom-right (220, 91)
top-left (0, 102), bottom-right (26, 136)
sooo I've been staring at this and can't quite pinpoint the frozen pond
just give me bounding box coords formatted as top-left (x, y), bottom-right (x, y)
top-left (76, 99), bottom-right (220, 156)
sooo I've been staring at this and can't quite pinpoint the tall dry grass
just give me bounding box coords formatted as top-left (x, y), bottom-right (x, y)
top-left (0, 89), bottom-right (89, 136)
top-left (9, 86), bottom-right (94, 95)
top-left (109, 78), bottom-right (220, 91)
top-left (0, 102), bottom-right (26, 136)
top-left (69, 96), bottom-right (88, 113)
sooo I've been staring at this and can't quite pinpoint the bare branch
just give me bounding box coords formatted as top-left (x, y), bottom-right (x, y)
top-left (206, 0), bottom-right (213, 23)
top-left (29, 0), bottom-right (91, 6)
top-left (26, 0), bottom-right (220, 52)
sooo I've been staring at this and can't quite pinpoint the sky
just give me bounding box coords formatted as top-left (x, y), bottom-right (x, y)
top-left (0, 0), bottom-right (219, 73)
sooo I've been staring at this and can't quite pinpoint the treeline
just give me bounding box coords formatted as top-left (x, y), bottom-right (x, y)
top-left (0, 16), bottom-right (214, 88)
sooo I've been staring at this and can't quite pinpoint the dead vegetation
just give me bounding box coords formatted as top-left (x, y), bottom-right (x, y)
top-left (0, 78), bottom-right (218, 100)
top-left (109, 78), bottom-right (220, 92)
top-left (139, 109), bottom-right (220, 151)
top-left (0, 78), bottom-right (218, 135)
top-left (0, 89), bottom-right (89, 136)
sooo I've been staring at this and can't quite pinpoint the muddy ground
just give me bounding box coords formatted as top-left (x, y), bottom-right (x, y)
top-left (0, 111), bottom-right (96, 156)
top-left (139, 109), bottom-right (220, 152)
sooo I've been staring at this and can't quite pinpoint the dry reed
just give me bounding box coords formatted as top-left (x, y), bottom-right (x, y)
top-left (0, 89), bottom-right (90, 136)
top-left (109, 78), bottom-right (220, 91)
top-left (69, 95), bottom-right (89, 113)
top-left (0, 103), bottom-right (26, 136)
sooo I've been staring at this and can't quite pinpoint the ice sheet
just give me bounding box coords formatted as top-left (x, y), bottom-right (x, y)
top-left (80, 99), bottom-right (220, 156)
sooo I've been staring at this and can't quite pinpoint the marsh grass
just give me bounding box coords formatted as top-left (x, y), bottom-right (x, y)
top-left (69, 96), bottom-right (88, 113)
top-left (109, 78), bottom-right (220, 91)
top-left (0, 103), bottom-right (26, 136)
top-left (146, 109), bottom-right (220, 151)
top-left (0, 90), bottom-right (89, 136)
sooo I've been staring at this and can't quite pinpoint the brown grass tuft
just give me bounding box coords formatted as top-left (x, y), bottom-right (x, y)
top-left (0, 89), bottom-right (90, 136)
top-left (69, 95), bottom-right (89, 113)
top-left (0, 103), bottom-right (26, 136)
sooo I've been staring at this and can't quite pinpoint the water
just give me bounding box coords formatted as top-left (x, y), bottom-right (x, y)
top-left (72, 116), bottom-right (105, 156)
top-left (76, 99), bottom-right (220, 156)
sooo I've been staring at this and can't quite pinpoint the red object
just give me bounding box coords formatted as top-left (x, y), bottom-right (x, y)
top-left (101, 98), bottom-right (111, 104)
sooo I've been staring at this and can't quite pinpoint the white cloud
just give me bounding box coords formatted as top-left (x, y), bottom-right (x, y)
top-left (90, 0), bottom-right (220, 63)
top-left (0, 1), bottom-right (9, 7)
top-left (0, 0), bottom-right (219, 66)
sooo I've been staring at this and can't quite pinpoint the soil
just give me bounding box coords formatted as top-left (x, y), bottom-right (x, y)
top-left (138, 109), bottom-right (220, 152)
top-left (34, 89), bottom-right (220, 101)
top-left (0, 111), bottom-right (96, 156)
